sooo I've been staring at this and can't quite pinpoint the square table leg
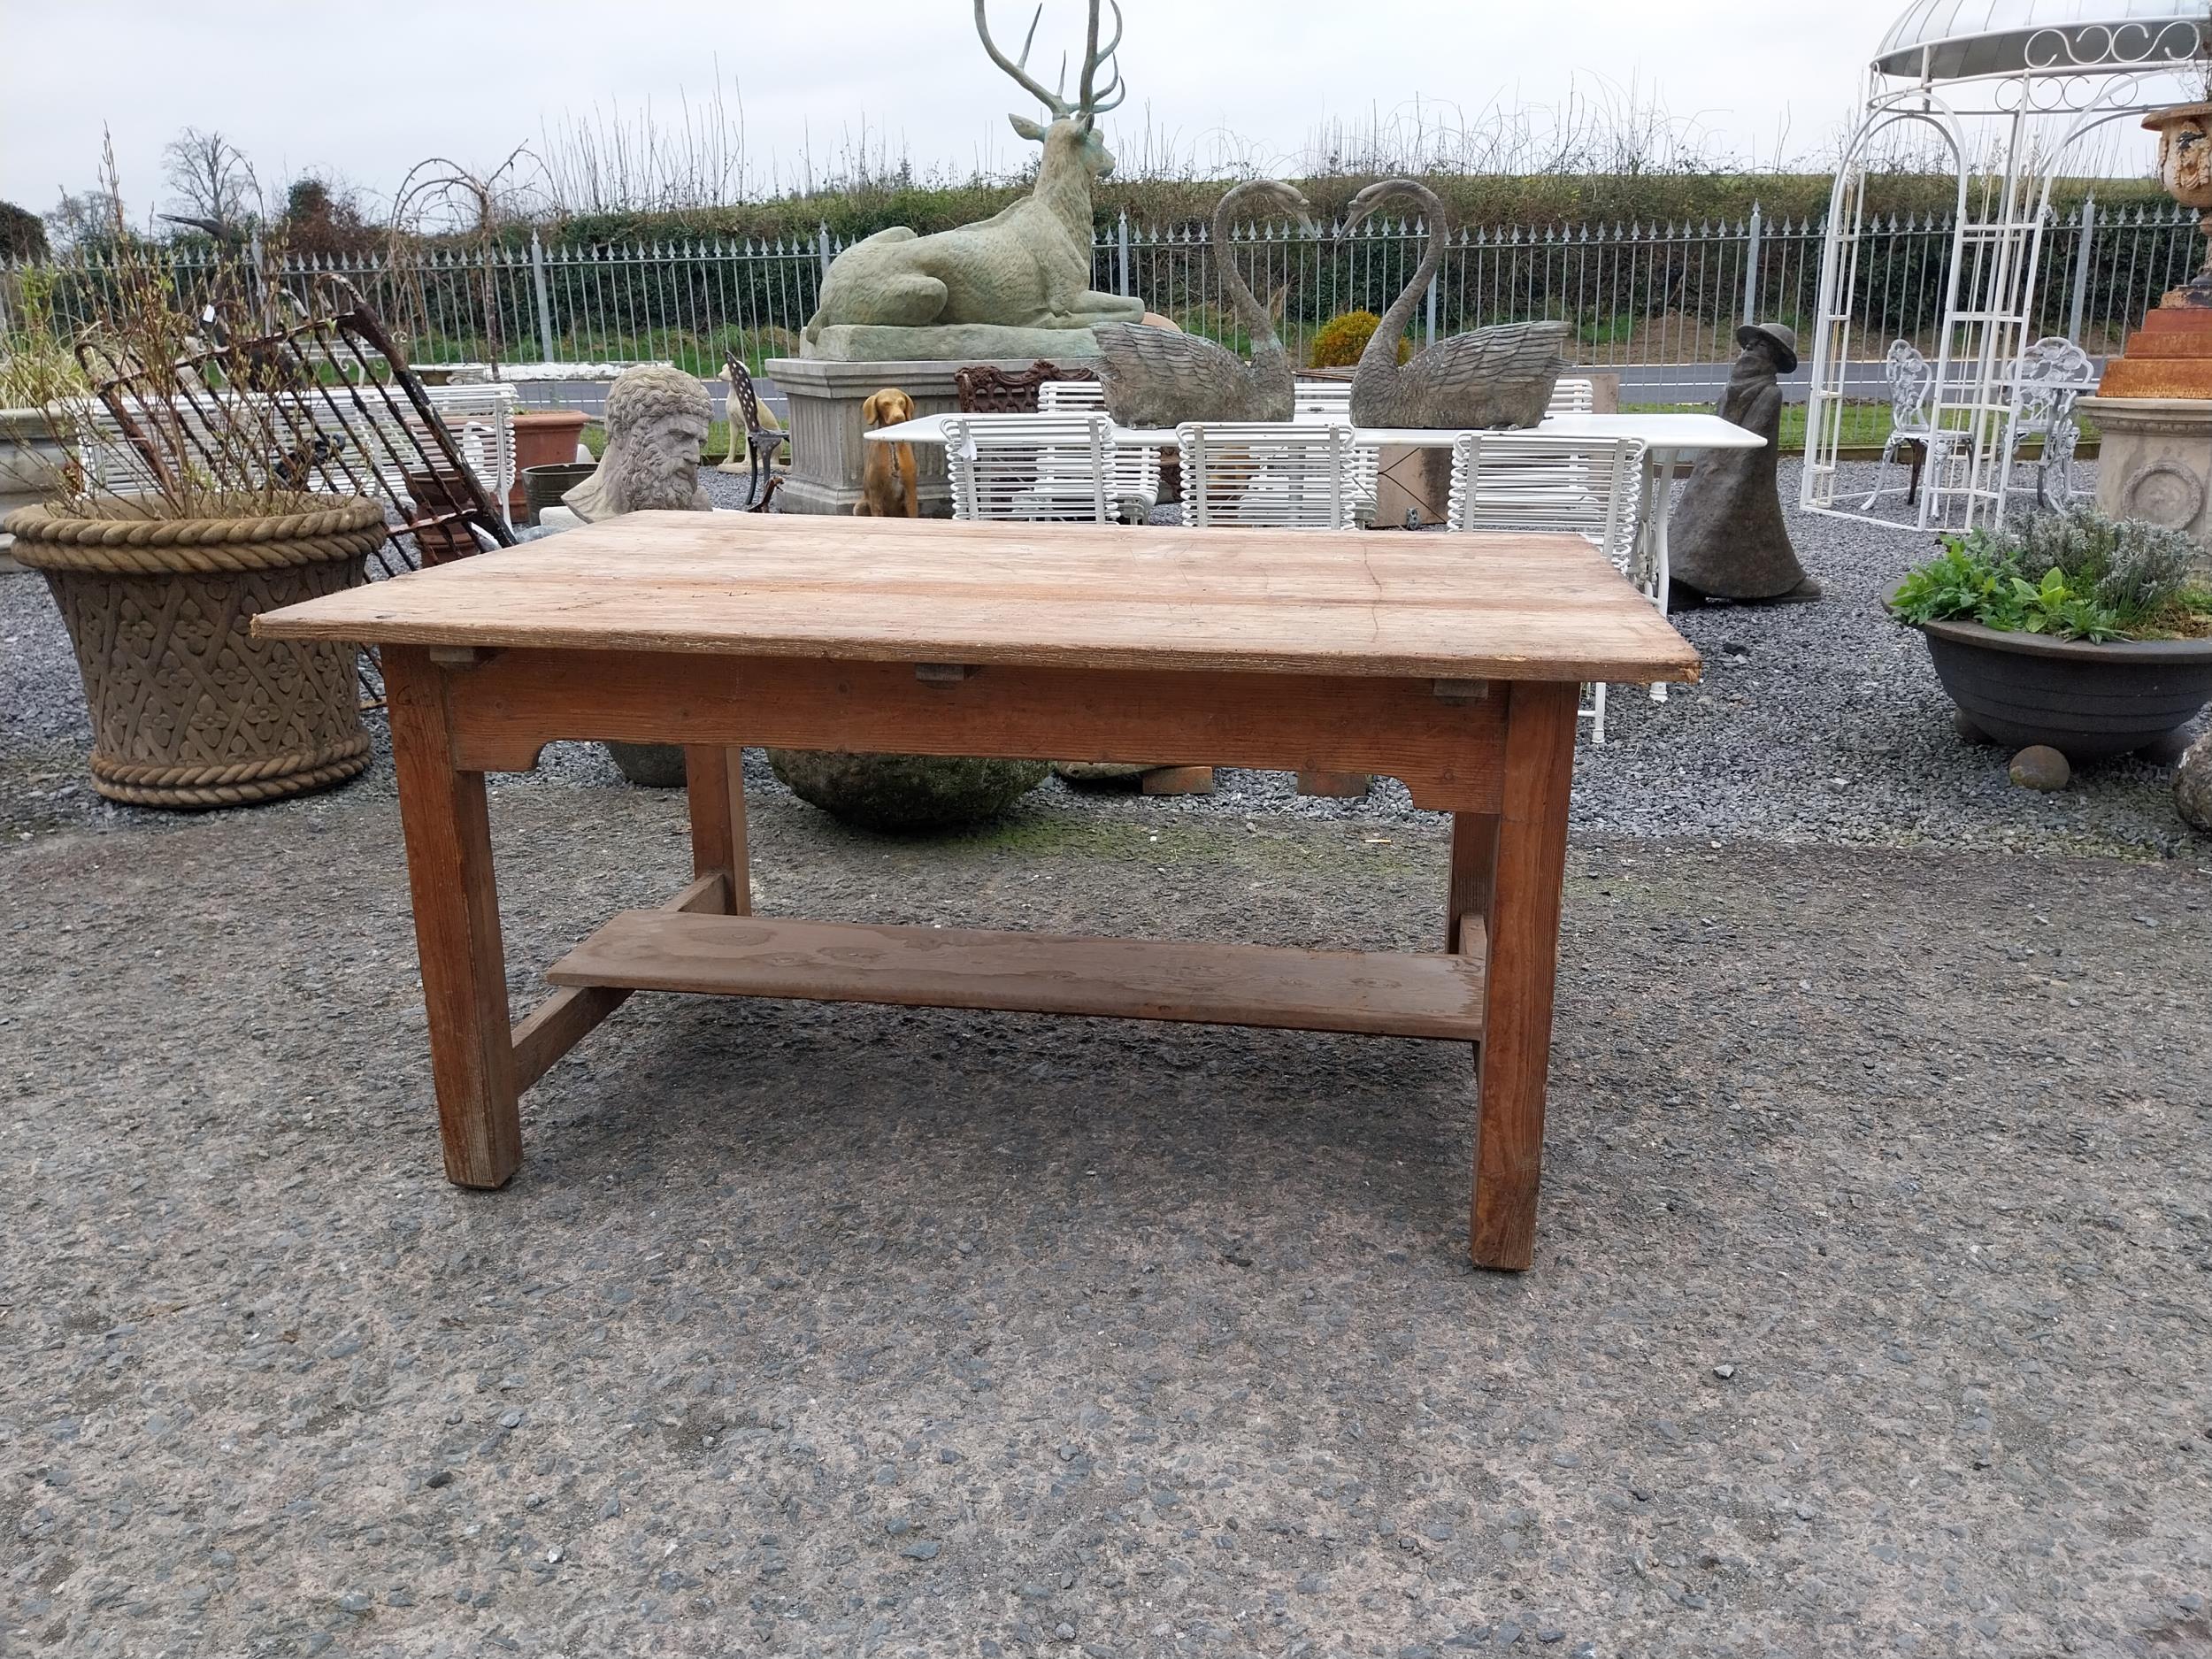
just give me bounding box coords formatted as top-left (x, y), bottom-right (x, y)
top-left (684, 745), bottom-right (750, 914)
top-left (384, 647), bottom-right (522, 1188)
top-left (1468, 680), bottom-right (1578, 1271)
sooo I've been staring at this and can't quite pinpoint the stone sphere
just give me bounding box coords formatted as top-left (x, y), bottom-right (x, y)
top-left (2008, 745), bottom-right (2071, 792)
top-left (770, 750), bottom-right (1048, 832)
top-left (603, 741), bottom-right (687, 788)
top-left (1952, 709), bottom-right (1993, 746)
top-left (2177, 727), bottom-right (2212, 833)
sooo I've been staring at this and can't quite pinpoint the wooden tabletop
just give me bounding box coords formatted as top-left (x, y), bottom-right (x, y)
top-left (255, 512), bottom-right (1701, 684)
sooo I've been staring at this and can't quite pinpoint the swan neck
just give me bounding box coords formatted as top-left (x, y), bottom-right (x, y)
top-left (1365, 194), bottom-right (1446, 369)
top-left (1215, 192), bottom-right (1280, 362)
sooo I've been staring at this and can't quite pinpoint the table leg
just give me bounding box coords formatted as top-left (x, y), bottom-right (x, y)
top-left (685, 745), bottom-right (750, 915)
top-left (1469, 680), bottom-right (1578, 1271)
top-left (1446, 811), bottom-right (1498, 952)
top-left (384, 647), bottom-right (522, 1188)
top-left (1646, 447), bottom-right (1678, 703)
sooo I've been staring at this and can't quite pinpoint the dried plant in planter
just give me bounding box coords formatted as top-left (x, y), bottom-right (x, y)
top-left (1, 155), bottom-right (385, 808)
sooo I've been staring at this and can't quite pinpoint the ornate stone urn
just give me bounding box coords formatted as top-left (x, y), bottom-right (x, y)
top-left (2144, 100), bottom-right (2212, 307)
top-left (2085, 95), bottom-right (2212, 572)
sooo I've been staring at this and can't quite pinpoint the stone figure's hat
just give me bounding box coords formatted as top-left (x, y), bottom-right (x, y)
top-left (1737, 321), bottom-right (1799, 373)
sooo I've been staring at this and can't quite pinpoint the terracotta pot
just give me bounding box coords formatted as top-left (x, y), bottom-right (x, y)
top-left (1916, 616), bottom-right (2212, 763)
top-left (3, 495), bottom-right (381, 808)
top-left (511, 410), bottom-right (591, 518)
top-left (523, 462), bottom-right (597, 523)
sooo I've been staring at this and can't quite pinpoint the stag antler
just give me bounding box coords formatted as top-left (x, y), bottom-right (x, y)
top-left (975, 0), bottom-right (1125, 126)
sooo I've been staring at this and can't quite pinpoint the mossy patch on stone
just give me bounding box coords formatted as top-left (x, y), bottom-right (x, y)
top-left (768, 750), bottom-right (1048, 833)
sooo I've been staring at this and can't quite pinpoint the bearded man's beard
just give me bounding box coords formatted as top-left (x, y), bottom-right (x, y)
top-left (608, 438), bottom-right (700, 511)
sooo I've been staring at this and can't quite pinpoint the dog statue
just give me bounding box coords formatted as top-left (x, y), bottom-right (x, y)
top-left (855, 387), bottom-right (918, 518)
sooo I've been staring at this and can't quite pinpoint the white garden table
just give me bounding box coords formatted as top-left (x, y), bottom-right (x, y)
top-left (867, 411), bottom-right (1763, 649)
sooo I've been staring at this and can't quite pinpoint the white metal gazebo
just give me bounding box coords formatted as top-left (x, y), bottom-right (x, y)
top-left (1804, 0), bottom-right (2209, 530)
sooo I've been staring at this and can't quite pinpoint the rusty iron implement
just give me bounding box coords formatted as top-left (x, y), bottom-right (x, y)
top-left (76, 276), bottom-right (519, 703)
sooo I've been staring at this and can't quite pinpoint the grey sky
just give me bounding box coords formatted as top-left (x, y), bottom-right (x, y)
top-left (0, 1), bottom-right (2157, 222)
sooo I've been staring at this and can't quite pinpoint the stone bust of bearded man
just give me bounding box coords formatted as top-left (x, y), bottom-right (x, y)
top-left (562, 364), bottom-right (714, 521)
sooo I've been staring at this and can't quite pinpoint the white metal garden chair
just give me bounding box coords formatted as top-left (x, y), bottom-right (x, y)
top-left (422, 384), bottom-right (518, 526)
top-left (1863, 340), bottom-right (1962, 510)
top-left (1447, 431), bottom-right (1650, 744)
top-left (1291, 380), bottom-right (1353, 421)
top-left (2006, 336), bottom-right (2097, 510)
top-left (1036, 380), bottom-right (1107, 413)
top-left (944, 412), bottom-right (1157, 524)
top-left (1178, 421), bottom-right (1368, 530)
top-left (1545, 376), bottom-right (1597, 416)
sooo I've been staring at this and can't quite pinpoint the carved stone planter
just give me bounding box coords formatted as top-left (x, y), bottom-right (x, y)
top-left (0, 408), bottom-right (70, 573)
top-left (4, 496), bottom-right (382, 808)
top-left (2077, 396), bottom-right (2212, 579)
top-left (1916, 616), bottom-right (2212, 763)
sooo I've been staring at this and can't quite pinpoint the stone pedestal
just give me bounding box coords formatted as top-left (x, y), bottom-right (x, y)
top-left (768, 357), bottom-right (1054, 518)
top-left (2078, 396), bottom-right (2212, 580)
top-left (2096, 306), bottom-right (2212, 399)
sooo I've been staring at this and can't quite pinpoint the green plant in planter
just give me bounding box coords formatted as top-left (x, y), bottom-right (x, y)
top-left (1891, 506), bottom-right (2212, 642)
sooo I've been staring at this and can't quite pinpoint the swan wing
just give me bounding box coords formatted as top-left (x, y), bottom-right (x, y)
top-left (1094, 323), bottom-right (1253, 426)
top-left (1398, 320), bottom-right (1571, 428)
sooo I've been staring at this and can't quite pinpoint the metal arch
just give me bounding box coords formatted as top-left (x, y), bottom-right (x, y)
top-left (1802, 92), bottom-right (1972, 520)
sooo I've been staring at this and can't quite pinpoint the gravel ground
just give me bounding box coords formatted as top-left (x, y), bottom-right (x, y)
top-left (4, 782), bottom-right (2210, 1656)
top-left (4, 458), bottom-right (2211, 1655)
top-left (3, 461), bottom-right (2202, 858)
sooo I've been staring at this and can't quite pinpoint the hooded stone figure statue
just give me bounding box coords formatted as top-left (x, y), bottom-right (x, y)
top-left (1667, 322), bottom-right (1821, 606)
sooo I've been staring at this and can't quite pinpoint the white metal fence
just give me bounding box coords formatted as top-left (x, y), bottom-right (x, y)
top-left (5, 202), bottom-right (2200, 403)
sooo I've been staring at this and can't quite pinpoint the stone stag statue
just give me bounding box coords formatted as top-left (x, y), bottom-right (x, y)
top-left (562, 365), bottom-right (714, 523)
top-left (799, 0), bottom-right (1147, 362)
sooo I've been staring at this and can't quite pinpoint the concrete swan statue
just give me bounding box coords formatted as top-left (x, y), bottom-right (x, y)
top-left (1343, 179), bottom-right (1569, 429)
top-left (1091, 180), bottom-right (1314, 426)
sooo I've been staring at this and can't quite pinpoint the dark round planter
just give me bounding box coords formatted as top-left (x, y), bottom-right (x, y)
top-left (1916, 617), bottom-right (2212, 762)
top-left (523, 462), bottom-right (597, 525)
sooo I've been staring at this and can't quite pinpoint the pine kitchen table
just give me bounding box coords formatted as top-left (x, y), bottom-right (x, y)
top-left (254, 512), bottom-right (1700, 1270)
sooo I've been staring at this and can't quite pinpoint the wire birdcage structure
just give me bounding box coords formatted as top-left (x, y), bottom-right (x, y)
top-left (1804, 0), bottom-right (2211, 531)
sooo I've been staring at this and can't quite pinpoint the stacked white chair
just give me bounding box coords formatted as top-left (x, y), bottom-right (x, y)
top-left (85, 383), bottom-right (518, 530)
top-left (1545, 376), bottom-right (1596, 417)
top-left (1447, 431), bottom-right (1650, 744)
top-left (422, 384), bottom-right (518, 526)
top-left (943, 412), bottom-right (1157, 524)
top-left (1178, 421), bottom-right (1366, 530)
top-left (1291, 380), bottom-right (1354, 422)
top-left (1036, 380), bottom-right (1107, 412)
top-left (1035, 380), bottom-right (1161, 519)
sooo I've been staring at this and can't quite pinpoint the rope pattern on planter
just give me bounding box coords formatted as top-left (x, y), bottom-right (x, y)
top-left (91, 733), bottom-right (373, 809)
top-left (3, 502), bottom-right (388, 575)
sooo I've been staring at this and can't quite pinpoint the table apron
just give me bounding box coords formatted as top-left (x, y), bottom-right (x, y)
top-left (433, 648), bottom-right (1510, 814)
